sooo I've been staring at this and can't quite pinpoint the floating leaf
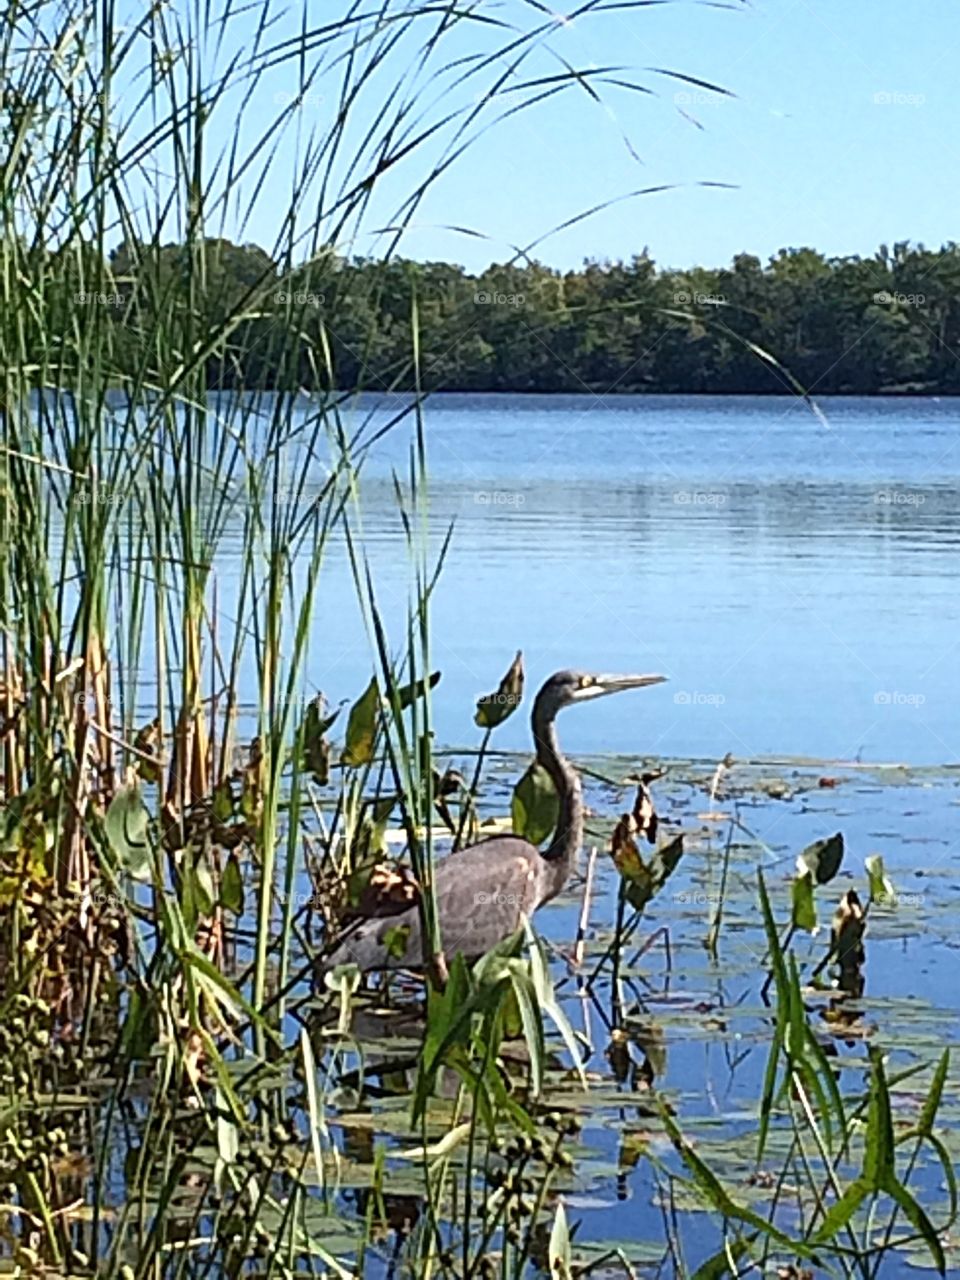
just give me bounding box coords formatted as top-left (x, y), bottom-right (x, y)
top-left (511, 762), bottom-right (559, 846)
top-left (475, 651), bottom-right (524, 729)
top-left (798, 832), bottom-right (844, 885)
top-left (105, 784), bottom-right (152, 882)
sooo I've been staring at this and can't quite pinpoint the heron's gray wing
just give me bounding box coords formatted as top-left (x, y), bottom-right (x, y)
top-left (323, 837), bottom-right (543, 972)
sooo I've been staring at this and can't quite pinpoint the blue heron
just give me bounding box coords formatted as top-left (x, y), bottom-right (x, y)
top-left (323, 669), bottom-right (666, 972)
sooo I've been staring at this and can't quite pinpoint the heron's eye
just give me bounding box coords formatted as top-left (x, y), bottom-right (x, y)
top-left (578, 675), bottom-right (594, 689)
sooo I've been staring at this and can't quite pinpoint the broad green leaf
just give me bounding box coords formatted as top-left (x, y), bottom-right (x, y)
top-left (886, 1180), bottom-right (945, 1275)
top-left (865, 853), bottom-right (895, 906)
top-left (395, 670), bottom-right (441, 710)
top-left (650, 832), bottom-right (684, 892)
top-left (105, 784), bottom-right (152, 882)
top-left (525, 919), bottom-right (587, 1087)
top-left (212, 779), bottom-right (234, 823)
top-left (507, 962), bottom-right (545, 1097)
top-left (690, 1236), bottom-right (755, 1280)
top-left (341, 678), bottom-right (379, 767)
top-left (511, 762), bottom-right (559, 846)
top-left (863, 1047), bottom-right (896, 1190)
top-left (917, 1049), bottom-right (950, 1138)
top-left (791, 866), bottom-right (817, 932)
top-left (798, 832), bottom-right (844, 885)
top-left (220, 853), bottom-right (244, 915)
top-left (475, 651), bottom-right (524, 729)
top-left (813, 1177), bottom-right (870, 1243)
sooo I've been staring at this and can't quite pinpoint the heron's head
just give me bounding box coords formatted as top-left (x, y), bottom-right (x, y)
top-left (534, 669), bottom-right (667, 719)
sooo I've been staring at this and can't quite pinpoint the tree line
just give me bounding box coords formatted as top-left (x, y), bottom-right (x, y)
top-left (45, 238), bottom-right (960, 395)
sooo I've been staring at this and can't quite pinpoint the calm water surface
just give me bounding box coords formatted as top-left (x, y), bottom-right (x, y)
top-left (278, 393), bottom-right (960, 766)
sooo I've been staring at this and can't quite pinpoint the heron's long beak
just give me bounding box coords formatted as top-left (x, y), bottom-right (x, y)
top-left (597, 673), bottom-right (667, 694)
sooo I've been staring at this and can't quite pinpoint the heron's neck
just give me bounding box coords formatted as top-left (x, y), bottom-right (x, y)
top-left (533, 714), bottom-right (582, 877)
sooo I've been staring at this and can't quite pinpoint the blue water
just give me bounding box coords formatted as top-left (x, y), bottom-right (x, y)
top-left (270, 392), bottom-right (960, 767)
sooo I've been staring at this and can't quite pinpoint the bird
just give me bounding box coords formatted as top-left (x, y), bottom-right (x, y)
top-left (321, 669), bottom-right (666, 973)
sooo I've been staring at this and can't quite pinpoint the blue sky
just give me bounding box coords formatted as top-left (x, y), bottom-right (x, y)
top-left (202, 0), bottom-right (958, 274)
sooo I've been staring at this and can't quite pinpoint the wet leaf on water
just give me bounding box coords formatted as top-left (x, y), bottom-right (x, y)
top-left (798, 832), bottom-right (844, 885)
top-left (105, 783), bottom-right (152, 882)
top-left (475, 650), bottom-right (524, 729)
top-left (512, 762), bottom-right (559, 846)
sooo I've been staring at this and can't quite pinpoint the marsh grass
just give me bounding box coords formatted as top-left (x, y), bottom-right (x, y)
top-left (1, 0), bottom-right (714, 1272)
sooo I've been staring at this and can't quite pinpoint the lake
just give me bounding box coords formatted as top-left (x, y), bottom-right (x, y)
top-left (273, 392), bottom-right (960, 767)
